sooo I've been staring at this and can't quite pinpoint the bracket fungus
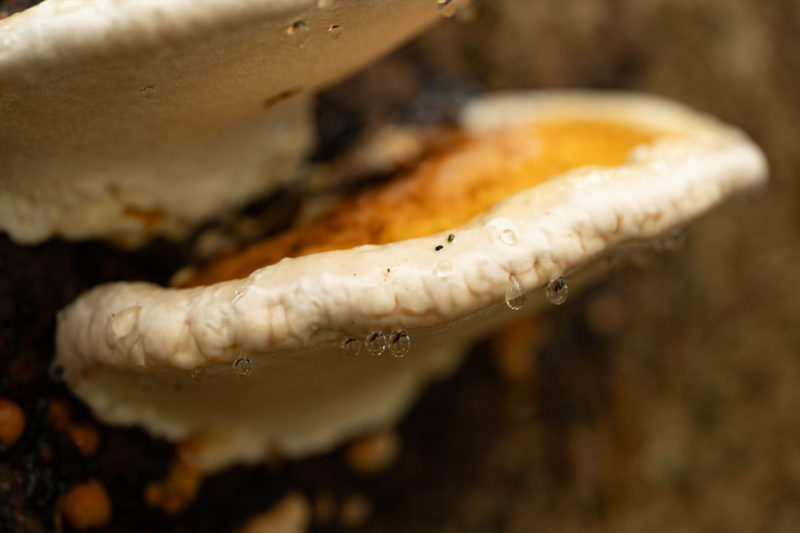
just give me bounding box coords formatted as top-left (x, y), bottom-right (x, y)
top-left (0, 0), bottom-right (439, 245)
top-left (53, 91), bottom-right (767, 472)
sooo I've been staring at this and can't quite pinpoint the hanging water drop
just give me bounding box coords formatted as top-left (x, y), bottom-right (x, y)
top-left (328, 25), bottom-right (343, 39)
top-left (499, 228), bottom-right (517, 245)
top-left (141, 85), bottom-right (156, 98)
top-left (287, 20), bottom-right (310, 47)
top-left (340, 337), bottom-right (361, 356)
top-left (388, 330), bottom-right (411, 358)
top-left (435, 260), bottom-right (454, 279)
top-left (365, 331), bottom-right (387, 356)
top-left (190, 368), bottom-right (206, 381)
top-left (233, 354), bottom-right (254, 376)
top-left (437, 0), bottom-right (457, 18)
top-left (505, 274), bottom-right (526, 310)
top-left (545, 277), bottom-right (568, 305)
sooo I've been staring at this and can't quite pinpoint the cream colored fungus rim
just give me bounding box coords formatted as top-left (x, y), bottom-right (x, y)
top-left (1, 0), bottom-right (369, 87)
top-left (55, 91), bottom-right (767, 373)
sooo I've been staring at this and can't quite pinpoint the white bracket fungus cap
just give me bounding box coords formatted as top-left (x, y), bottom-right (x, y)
top-left (0, 0), bottom-right (440, 246)
top-left (54, 92), bottom-right (767, 472)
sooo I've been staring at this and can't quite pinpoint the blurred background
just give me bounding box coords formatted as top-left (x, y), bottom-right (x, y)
top-left (2, 0), bottom-right (799, 531)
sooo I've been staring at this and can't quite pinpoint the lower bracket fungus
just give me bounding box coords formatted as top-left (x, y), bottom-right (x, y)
top-left (53, 92), bottom-right (767, 472)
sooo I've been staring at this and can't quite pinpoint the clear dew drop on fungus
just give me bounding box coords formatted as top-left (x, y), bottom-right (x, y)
top-left (505, 274), bottom-right (526, 310)
top-left (435, 260), bottom-right (454, 279)
top-left (499, 228), bottom-right (517, 245)
top-left (233, 354), bottom-right (254, 376)
top-left (328, 25), bottom-right (343, 39)
top-left (546, 277), bottom-right (569, 305)
top-left (233, 284), bottom-right (247, 302)
top-left (365, 331), bottom-right (387, 356)
top-left (287, 20), bottom-right (310, 47)
top-left (388, 330), bottom-right (411, 358)
top-left (340, 337), bottom-right (361, 356)
top-left (190, 368), bottom-right (206, 381)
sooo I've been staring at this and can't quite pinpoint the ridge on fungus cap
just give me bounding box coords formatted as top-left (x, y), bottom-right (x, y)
top-left (53, 91), bottom-right (767, 472)
top-left (0, 0), bottom-right (440, 246)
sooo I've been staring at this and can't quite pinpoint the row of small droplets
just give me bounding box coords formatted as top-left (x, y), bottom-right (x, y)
top-left (494, 225), bottom-right (685, 312)
top-left (189, 329), bottom-right (411, 381)
top-left (434, 225), bottom-right (570, 311)
top-left (340, 330), bottom-right (411, 358)
top-left (497, 225), bottom-right (569, 310)
top-left (284, 0), bottom-right (476, 48)
top-left (192, 226), bottom-right (685, 379)
top-left (505, 275), bottom-right (569, 311)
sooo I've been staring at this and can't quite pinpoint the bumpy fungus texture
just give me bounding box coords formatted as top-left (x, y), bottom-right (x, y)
top-left (184, 121), bottom-right (658, 286)
top-left (54, 92), bottom-right (768, 472)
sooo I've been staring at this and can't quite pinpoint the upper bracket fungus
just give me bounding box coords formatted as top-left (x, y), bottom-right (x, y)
top-left (0, 0), bottom-right (439, 246)
top-left (53, 91), bottom-right (767, 472)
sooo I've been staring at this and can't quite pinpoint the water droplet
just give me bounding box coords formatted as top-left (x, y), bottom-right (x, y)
top-left (190, 368), bottom-right (206, 381)
top-left (233, 354), bottom-right (254, 377)
top-left (435, 260), bottom-right (454, 279)
top-left (388, 330), bottom-right (411, 357)
top-left (340, 337), bottom-right (361, 356)
top-left (233, 285), bottom-right (247, 303)
top-left (365, 331), bottom-right (387, 356)
top-left (437, 0), bottom-right (457, 18)
top-left (499, 228), bottom-right (517, 245)
top-left (287, 20), bottom-right (310, 47)
top-left (111, 306), bottom-right (140, 338)
top-left (655, 228), bottom-right (686, 253)
top-left (328, 25), bottom-right (343, 39)
top-left (141, 86), bottom-right (156, 98)
top-left (505, 274), bottom-right (526, 310)
top-left (546, 277), bottom-right (569, 305)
